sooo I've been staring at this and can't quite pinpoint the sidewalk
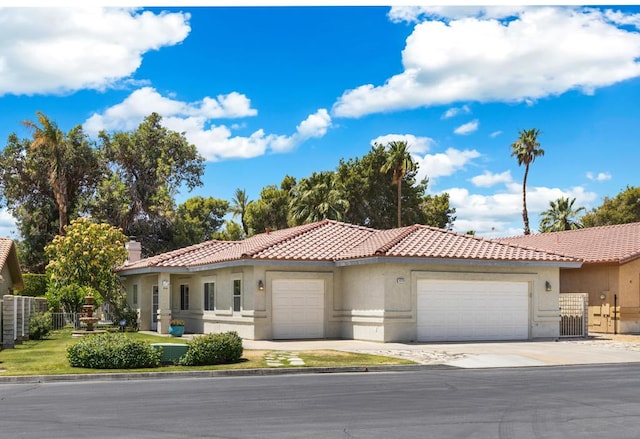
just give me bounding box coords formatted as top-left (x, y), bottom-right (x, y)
top-left (242, 334), bottom-right (640, 369)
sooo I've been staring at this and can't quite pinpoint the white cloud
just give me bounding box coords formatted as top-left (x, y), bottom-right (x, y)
top-left (604, 8), bottom-right (640, 30)
top-left (0, 8), bottom-right (190, 96)
top-left (453, 119), bottom-right (479, 135)
top-left (441, 104), bottom-right (471, 119)
top-left (446, 183), bottom-right (598, 237)
top-left (489, 130), bottom-right (503, 138)
top-left (586, 171), bottom-right (612, 182)
top-left (84, 87), bottom-right (330, 161)
top-left (388, 6), bottom-right (527, 23)
top-left (370, 133), bottom-right (434, 154)
top-left (84, 87), bottom-right (257, 135)
top-left (471, 170), bottom-right (512, 188)
top-left (295, 109), bottom-right (331, 140)
top-left (333, 7), bottom-right (640, 118)
top-left (416, 147), bottom-right (481, 183)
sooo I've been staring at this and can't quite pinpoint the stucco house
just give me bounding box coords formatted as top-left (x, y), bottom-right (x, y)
top-left (0, 238), bottom-right (24, 295)
top-left (118, 220), bottom-right (580, 342)
top-left (499, 222), bottom-right (640, 334)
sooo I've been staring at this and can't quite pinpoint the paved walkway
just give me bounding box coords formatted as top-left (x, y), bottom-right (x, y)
top-left (242, 334), bottom-right (640, 368)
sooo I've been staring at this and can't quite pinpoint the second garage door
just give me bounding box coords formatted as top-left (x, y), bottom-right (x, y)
top-left (272, 279), bottom-right (325, 339)
top-left (417, 279), bottom-right (529, 341)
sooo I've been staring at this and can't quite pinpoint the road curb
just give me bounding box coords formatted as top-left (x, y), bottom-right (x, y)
top-left (0, 363), bottom-right (457, 384)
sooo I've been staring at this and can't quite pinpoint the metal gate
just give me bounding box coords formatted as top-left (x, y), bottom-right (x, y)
top-left (559, 293), bottom-right (588, 338)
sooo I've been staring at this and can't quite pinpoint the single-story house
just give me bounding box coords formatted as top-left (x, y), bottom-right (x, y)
top-left (117, 220), bottom-right (581, 342)
top-left (498, 222), bottom-right (640, 334)
top-left (0, 238), bottom-right (24, 295)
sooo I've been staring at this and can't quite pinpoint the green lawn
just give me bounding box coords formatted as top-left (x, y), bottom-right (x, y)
top-left (0, 328), bottom-right (414, 376)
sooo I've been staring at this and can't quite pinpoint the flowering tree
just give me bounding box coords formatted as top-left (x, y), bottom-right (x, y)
top-left (45, 217), bottom-right (127, 313)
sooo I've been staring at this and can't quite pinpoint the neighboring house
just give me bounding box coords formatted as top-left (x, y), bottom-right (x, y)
top-left (0, 238), bottom-right (24, 295)
top-left (117, 220), bottom-right (580, 342)
top-left (498, 222), bottom-right (640, 334)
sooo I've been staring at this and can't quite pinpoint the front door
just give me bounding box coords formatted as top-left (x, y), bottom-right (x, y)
top-left (151, 285), bottom-right (159, 331)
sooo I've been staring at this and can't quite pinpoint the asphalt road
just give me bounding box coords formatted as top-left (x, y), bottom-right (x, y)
top-left (1, 364), bottom-right (640, 438)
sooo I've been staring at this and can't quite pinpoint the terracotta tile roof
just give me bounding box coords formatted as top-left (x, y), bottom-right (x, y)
top-left (119, 220), bottom-right (580, 272)
top-left (497, 222), bottom-right (640, 264)
top-left (336, 225), bottom-right (578, 262)
top-left (0, 238), bottom-right (24, 290)
top-left (0, 238), bottom-right (13, 267)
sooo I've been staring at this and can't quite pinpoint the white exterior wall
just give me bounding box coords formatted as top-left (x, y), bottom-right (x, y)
top-left (0, 265), bottom-right (12, 296)
top-left (120, 261), bottom-right (561, 341)
top-left (338, 262), bottom-right (560, 341)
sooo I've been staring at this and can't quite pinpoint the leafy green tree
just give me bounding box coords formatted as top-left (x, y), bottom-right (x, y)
top-left (22, 112), bottom-right (69, 235)
top-left (245, 176), bottom-right (296, 234)
top-left (92, 112), bottom-right (205, 255)
top-left (510, 128), bottom-right (544, 235)
top-left (420, 192), bottom-right (457, 229)
top-left (582, 186), bottom-right (640, 227)
top-left (172, 196), bottom-right (229, 247)
top-left (539, 197), bottom-right (585, 232)
top-left (336, 144), bottom-right (446, 229)
top-left (45, 217), bottom-right (127, 312)
top-left (380, 141), bottom-right (418, 228)
top-left (289, 171), bottom-right (349, 225)
top-left (0, 124), bottom-right (102, 272)
top-left (213, 220), bottom-right (245, 241)
top-left (230, 188), bottom-right (251, 236)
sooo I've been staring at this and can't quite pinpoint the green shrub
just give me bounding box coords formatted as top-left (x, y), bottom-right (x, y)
top-left (28, 312), bottom-right (51, 340)
top-left (21, 274), bottom-right (47, 297)
top-left (67, 333), bottom-right (161, 369)
top-left (112, 305), bottom-right (139, 331)
top-left (179, 331), bottom-right (243, 366)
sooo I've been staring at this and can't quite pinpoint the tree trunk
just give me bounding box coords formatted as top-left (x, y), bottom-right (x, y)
top-left (397, 179), bottom-right (402, 228)
top-left (51, 173), bottom-right (69, 235)
top-left (522, 165), bottom-right (530, 235)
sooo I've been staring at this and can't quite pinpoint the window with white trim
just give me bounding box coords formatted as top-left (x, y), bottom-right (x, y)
top-left (180, 284), bottom-right (189, 310)
top-left (233, 279), bottom-right (242, 312)
top-left (204, 281), bottom-right (215, 311)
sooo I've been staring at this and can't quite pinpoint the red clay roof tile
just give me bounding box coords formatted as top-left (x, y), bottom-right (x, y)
top-left (497, 222), bottom-right (640, 264)
top-left (119, 220), bottom-right (580, 272)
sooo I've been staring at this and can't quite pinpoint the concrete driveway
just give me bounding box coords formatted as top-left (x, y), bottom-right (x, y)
top-left (242, 334), bottom-right (640, 368)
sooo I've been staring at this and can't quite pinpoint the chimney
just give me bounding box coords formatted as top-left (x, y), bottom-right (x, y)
top-left (126, 240), bottom-right (142, 263)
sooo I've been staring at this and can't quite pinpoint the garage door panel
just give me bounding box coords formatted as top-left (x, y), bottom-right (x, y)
top-left (272, 279), bottom-right (324, 339)
top-left (417, 280), bottom-right (529, 341)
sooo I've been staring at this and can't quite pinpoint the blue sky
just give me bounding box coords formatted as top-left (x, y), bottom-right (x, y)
top-left (0, 5), bottom-right (639, 239)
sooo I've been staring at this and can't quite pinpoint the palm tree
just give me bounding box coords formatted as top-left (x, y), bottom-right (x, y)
top-left (22, 111), bottom-right (69, 235)
top-left (230, 188), bottom-right (250, 236)
top-left (539, 197), bottom-right (585, 232)
top-left (380, 141), bottom-right (417, 228)
top-left (289, 172), bottom-right (349, 225)
top-left (510, 128), bottom-right (544, 235)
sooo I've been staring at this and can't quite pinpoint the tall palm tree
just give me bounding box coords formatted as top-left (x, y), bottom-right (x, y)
top-left (22, 111), bottom-right (69, 235)
top-left (510, 128), bottom-right (544, 235)
top-left (289, 172), bottom-right (349, 225)
top-left (380, 141), bottom-right (417, 228)
top-left (539, 197), bottom-right (585, 232)
top-left (230, 188), bottom-right (250, 236)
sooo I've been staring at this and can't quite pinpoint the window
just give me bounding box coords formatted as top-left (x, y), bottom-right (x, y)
top-left (233, 279), bottom-right (242, 312)
top-left (132, 284), bottom-right (138, 306)
top-left (204, 281), bottom-right (215, 311)
top-left (180, 284), bottom-right (189, 310)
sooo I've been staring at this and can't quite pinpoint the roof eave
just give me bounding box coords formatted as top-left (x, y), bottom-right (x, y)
top-left (118, 258), bottom-right (336, 275)
top-left (336, 256), bottom-right (583, 268)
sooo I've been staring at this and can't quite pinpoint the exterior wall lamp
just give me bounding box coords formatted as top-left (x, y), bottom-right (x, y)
top-left (545, 281), bottom-right (552, 292)
top-left (258, 280), bottom-right (264, 291)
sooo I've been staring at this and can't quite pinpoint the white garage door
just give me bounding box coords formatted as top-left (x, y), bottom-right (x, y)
top-left (417, 280), bottom-right (529, 341)
top-left (272, 279), bottom-right (325, 339)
